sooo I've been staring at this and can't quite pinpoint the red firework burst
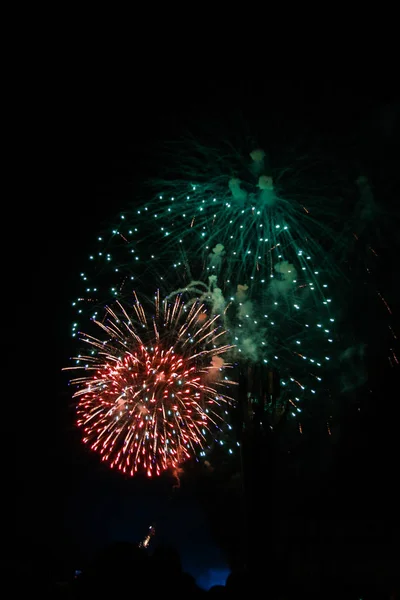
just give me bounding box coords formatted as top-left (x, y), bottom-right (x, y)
top-left (65, 291), bottom-right (235, 477)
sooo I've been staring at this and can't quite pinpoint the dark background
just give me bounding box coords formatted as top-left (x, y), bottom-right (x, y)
top-left (11, 78), bottom-right (400, 586)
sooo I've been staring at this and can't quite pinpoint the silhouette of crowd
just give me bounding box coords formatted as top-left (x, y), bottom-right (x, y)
top-left (5, 540), bottom-right (398, 598)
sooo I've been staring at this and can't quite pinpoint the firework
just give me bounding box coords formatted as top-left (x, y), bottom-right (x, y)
top-left (65, 292), bottom-right (235, 477)
top-left (69, 142), bottom-right (345, 437)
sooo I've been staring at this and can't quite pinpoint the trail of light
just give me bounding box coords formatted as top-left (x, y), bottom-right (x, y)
top-left (378, 292), bottom-right (392, 315)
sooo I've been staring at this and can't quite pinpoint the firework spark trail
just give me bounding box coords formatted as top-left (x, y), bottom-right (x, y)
top-left (145, 143), bottom-right (346, 294)
top-left (64, 293), bottom-right (235, 477)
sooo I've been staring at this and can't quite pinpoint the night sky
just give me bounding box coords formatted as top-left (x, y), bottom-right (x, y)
top-left (12, 78), bottom-right (400, 586)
